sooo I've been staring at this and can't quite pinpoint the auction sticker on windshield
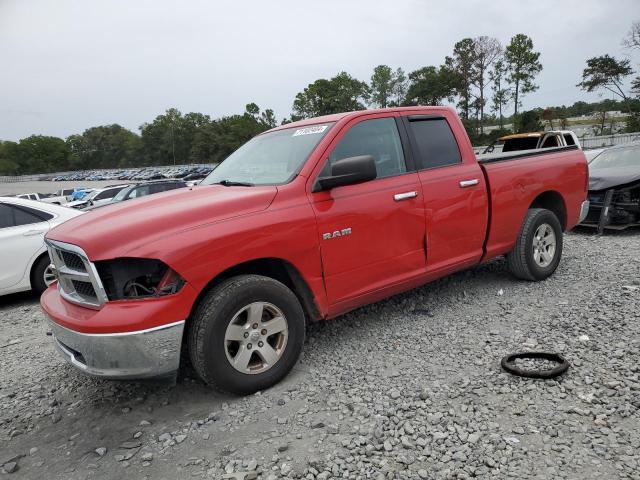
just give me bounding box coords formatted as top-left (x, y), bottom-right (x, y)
top-left (292, 125), bottom-right (328, 136)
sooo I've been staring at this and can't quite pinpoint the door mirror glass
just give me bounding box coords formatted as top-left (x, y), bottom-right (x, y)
top-left (314, 155), bottom-right (377, 192)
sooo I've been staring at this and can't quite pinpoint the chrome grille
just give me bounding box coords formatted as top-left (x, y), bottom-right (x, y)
top-left (61, 251), bottom-right (86, 272)
top-left (46, 240), bottom-right (107, 309)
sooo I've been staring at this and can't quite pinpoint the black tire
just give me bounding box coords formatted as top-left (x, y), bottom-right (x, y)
top-left (188, 275), bottom-right (305, 395)
top-left (507, 208), bottom-right (563, 281)
top-left (31, 254), bottom-right (53, 295)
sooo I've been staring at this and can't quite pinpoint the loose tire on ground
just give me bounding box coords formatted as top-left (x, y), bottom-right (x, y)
top-left (507, 208), bottom-right (563, 281)
top-left (31, 254), bottom-right (55, 295)
top-left (187, 274), bottom-right (305, 395)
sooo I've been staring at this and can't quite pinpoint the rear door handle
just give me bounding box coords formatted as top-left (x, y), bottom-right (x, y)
top-left (459, 179), bottom-right (479, 188)
top-left (394, 191), bottom-right (418, 201)
top-left (23, 229), bottom-right (46, 237)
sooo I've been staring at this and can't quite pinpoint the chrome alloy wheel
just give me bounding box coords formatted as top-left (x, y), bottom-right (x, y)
top-left (43, 263), bottom-right (57, 287)
top-left (532, 223), bottom-right (556, 268)
top-left (224, 302), bottom-right (289, 375)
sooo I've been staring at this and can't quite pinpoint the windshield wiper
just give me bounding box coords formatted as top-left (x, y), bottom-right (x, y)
top-left (215, 179), bottom-right (254, 187)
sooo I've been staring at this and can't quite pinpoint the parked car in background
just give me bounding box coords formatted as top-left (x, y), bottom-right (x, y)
top-left (70, 188), bottom-right (92, 201)
top-left (183, 167), bottom-right (213, 181)
top-left (0, 197), bottom-right (83, 296)
top-left (580, 141), bottom-right (640, 232)
top-left (40, 188), bottom-right (76, 205)
top-left (585, 148), bottom-right (605, 163)
top-left (65, 185), bottom-right (129, 210)
top-left (15, 193), bottom-right (43, 201)
top-left (83, 179), bottom-right (187, 210)
top-left (41, 106), bottom-right (588, 395)
top-left (482, 130), bottom-right (581, 155)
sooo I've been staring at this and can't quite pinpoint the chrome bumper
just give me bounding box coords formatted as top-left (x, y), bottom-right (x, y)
top-left (579, 200), bottom-right (590, 223)
top-left (45, 317), bottom-right (184, 379)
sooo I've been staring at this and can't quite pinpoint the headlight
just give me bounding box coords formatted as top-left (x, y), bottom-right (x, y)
top-left (95, 258), bottom-right (185, 301)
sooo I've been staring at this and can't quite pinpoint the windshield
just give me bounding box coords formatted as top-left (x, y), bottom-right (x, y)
top-left (590, 146), bottom-right (640, 169)
top-left (202, 123), bottom-right (334, 186)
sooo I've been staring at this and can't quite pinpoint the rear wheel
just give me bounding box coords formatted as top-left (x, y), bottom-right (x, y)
top-left (507, 208), bottom-right (563, 281)
top-left (188, 275), bottom-right (305, 395)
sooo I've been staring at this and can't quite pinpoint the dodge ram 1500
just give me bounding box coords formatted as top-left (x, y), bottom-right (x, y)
top-left (41, 107), bottom-right (589, 394)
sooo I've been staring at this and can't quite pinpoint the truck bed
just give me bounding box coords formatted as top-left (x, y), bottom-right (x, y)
top-left (477, 145), bottom-right (587, 261)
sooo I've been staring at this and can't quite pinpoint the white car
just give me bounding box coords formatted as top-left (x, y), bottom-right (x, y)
top-left (64, 185), bottom-right (128, 209)
top-left (0, 197), bottom-right (83, 296)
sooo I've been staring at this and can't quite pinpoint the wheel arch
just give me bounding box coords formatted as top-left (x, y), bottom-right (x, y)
top-left (188, 258), bottom-right (322, 326)
top-left (529, 190), bottom-right (567, 230)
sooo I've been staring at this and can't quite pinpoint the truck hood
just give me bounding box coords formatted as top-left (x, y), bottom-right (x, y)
top-left (46, 185), bottom-right (277, 260)
top-left (589, 166), bottom-right (640, 191)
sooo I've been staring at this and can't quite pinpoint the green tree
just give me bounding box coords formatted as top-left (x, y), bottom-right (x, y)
top-left (541, 107), bottom-right (555, 129)
top-left (369, 65), bottom-right (408, 108)
top-left (577, 55), bottom-right (634, 113)
top-left (0, 141), bottom-right (19, 175)
top-left (191, 104), bottom-right (276, 163)
top-left (404, 66), bottom-right (457, 106)
top-left (471, 36), bottom-right (502, 134)
top-left (8, 135), bottom-right (70, 174)
top-left (65, 124), bottom-right (141, 170)
top-left (489, 59), bottom-right (509, 128)
top-left (446, 38), bottom-right (476, 119)
top-left (514, 110), bottom-right (543, 133)
top-left (292, 72), bottom-right (370, 119)
top-left (504, 34), bottom-right (542, 116)
top-left (140, 109), bottom-right (213, 165)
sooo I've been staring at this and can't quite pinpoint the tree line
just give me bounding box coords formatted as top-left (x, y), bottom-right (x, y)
top-left (1, 24), bottom-right (639, 176)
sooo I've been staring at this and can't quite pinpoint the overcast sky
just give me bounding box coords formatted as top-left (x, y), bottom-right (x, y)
top-left (1, 0), bottom-right (638, 141)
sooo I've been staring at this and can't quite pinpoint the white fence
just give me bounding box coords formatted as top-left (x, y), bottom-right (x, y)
top-left (579, 132), bottom-right (640, 150)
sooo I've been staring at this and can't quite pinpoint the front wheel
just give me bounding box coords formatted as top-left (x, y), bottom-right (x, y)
top-left (31, 255), bottom-right (56, 295)
top-left (188, 275), bottom-right (305, 395)
top-left (507, 208), bottom-right (563, 281)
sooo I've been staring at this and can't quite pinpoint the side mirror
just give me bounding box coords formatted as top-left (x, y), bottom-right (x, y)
top-left (313, 155), bottom-right (377, 192)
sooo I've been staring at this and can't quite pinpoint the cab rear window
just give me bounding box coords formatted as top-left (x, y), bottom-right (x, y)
top-left (502, 137), bottom-right (539, 152)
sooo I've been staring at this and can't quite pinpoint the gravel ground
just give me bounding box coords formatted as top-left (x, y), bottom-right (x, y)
top-left (1, 229), bottom-right (639, 479)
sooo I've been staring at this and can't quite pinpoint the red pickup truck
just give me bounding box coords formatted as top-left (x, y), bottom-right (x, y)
top-left (41, 107), bottom-right (589, 394)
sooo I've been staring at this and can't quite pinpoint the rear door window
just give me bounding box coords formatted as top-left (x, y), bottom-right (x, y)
top-left (0, 204), bottom-right (14, 228)
top-left (0, 204), bottom-right (51, 228)
top-left (406, 118), bottom-right (462, 169)
top-left (563, 134), bottom-right (576, 146)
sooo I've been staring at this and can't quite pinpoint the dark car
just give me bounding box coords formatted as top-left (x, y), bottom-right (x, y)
top-left (581, 141), bottom-right (640, 232)
top-left (183, 167), bottom-right (213, 181)
top-left (83, 180), bottom-right (187, 211)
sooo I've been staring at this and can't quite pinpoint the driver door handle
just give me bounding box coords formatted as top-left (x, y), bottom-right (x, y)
top-left (459, 179), bottom-right (479, 188)
top-left (394, 191), bottom-right (418, 201)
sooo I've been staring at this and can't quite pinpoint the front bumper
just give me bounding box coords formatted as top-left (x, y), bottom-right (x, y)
top-left (41, 285), bottom-right (188, 380)
top-left (45, 315), bottom-right (184, 379)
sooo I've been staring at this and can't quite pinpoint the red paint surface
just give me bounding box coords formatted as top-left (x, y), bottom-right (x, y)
top-left (42, 107), bottom-right (588, 334)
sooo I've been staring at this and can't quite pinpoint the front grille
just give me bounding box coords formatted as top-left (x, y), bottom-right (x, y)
top-left (61, 251), bottom-right (86, 272)
top-left (72, 280), bottom-right (97, 300)
top-left (46, 240), bottom-right (106, 308)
